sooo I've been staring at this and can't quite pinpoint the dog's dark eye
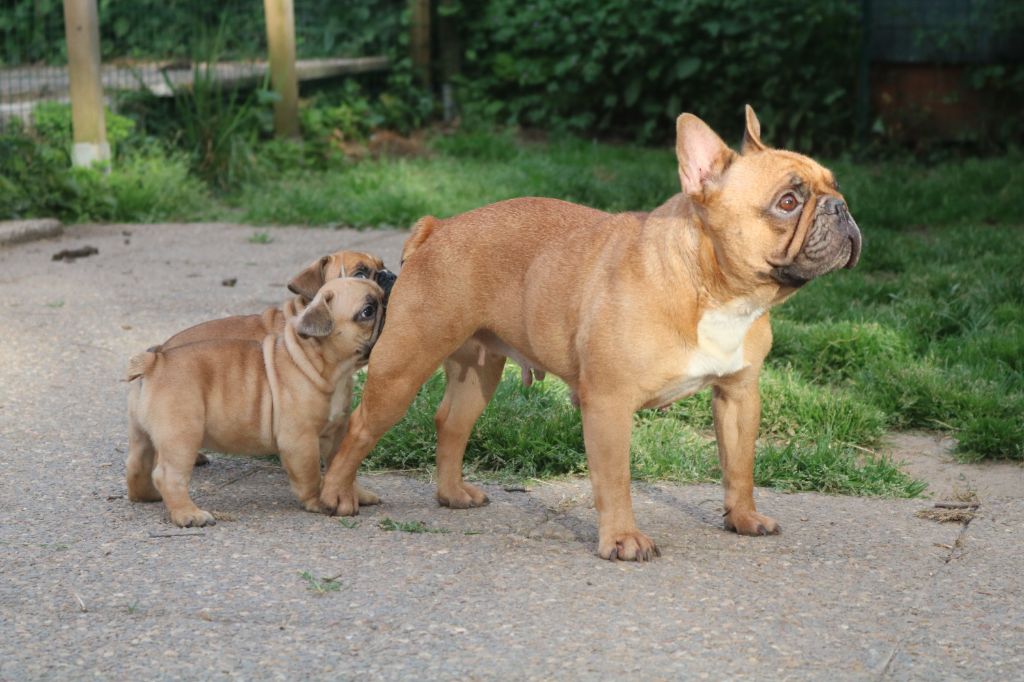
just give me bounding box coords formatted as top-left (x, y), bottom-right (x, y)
top-left (777, 193), bottom-right (799, 212)
top-left (351, 265), bottom-right (370, 279)
top-left (358, 304), bottom-right (376, 320)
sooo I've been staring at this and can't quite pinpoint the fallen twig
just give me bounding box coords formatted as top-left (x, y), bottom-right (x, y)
top-left (934, 502), bottom-right (980, 510)
top-left (147, 530), bottom-right (205, 539)
top-left (52, 246), bottom-right (99, 262)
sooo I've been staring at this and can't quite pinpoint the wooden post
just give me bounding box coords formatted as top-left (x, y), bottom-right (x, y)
top-left (410, 0), bottom-right (431, 90)
top-left (62, 0), bottom-right (109, 167)
top-left (437, 0), bottom-right (460, 121)
top-left (264, 0), bottom-right (299, 138)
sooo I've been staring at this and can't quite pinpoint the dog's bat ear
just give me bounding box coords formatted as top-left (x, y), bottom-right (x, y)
top-left (742, 104), bottom-right (766, 154)
top-left (287, 256), bottom-right (330, 301)
top-left (676, 113), bottom-right (735, 198)
top-left (296, 295), bottom-right (334, 339)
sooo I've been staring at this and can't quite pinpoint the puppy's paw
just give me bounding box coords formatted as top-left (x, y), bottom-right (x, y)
top-left (320, 485), bottom-right (360, 517)
top-left (169, 508), bottom-right (216, 528)
top-left (437, 482), bottom-right (489, 509)
top-left (301, 497), bottom-right (322, 513)
top-left (356, 483), bottom-right (381, 506)
top-left (598, 530), bottom-right (660, 562)
top-left (724, 509), bottom-right (781, 536)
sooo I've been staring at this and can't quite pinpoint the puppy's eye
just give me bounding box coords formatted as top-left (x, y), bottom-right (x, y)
top-left (777, 193), bottom-right (800, 212)
top-left (358, 304), bottom-right (376, 320)
top-left (352, 267), bottom-right (369, 279)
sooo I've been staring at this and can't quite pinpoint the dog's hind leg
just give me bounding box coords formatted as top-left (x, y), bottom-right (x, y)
top-left (320, 327), bottom-right (464, 516)
top-left (126, 420), bottom-right (161, 503)
top-left (150, 431), bottom-right (215, 528)
top-left (434, 341), bottom-right (505, 508)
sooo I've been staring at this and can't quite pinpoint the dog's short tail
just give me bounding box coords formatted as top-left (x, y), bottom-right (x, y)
top-left (401, 215), bottom-right (440, 265)
top-left (126, 351), bottom-right (157, 382)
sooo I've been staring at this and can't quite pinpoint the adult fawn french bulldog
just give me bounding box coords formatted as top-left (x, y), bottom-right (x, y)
top-left (319, 106), bottom-right (861, 560)
top-left (126, 278), bottom-right (386, 527)
top-left (153, 249), bottom-right (396, 498)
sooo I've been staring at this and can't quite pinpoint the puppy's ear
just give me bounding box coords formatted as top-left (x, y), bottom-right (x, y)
top-left (296, 294), bottom-right (335, 339)
top-left (287, 256), bottom-right (330, 301)
top-left (742, 104), bottom-right (766, 154)
top-left (676, 113), bottom-right (735, 198)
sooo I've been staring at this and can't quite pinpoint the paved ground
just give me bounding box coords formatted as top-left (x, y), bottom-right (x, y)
top-left (1, 223), bottom-right (1021, 680)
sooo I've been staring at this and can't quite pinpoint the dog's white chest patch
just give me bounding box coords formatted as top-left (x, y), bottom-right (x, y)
top-left (650, 301), bottom-right (765, 407)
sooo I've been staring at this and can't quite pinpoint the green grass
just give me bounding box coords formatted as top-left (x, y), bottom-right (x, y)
top-left (377, 518), bottom-right (450, 534)
top-left (229, 131), bottom-right (676, 227)
top-left (298, 570), bottom-right (342, 594)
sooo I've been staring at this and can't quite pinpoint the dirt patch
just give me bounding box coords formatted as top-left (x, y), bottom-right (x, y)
top-left (885, 431), bottom-right (1024, 501)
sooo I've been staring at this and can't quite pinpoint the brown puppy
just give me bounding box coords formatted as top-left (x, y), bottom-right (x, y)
top-left (155, 249), bottom-right (396, 503)
top-left (126, 278), bottom-right (385, 527)
top-left (319, 106), bottom-right (861, 561)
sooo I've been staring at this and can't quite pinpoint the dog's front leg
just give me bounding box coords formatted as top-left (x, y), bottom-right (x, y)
top-left (279, 434), bottom-right (325, 513)
top-left (581, 396), bottom-right (660, 561)
top-left (712, 369), bottom-right (780, 536)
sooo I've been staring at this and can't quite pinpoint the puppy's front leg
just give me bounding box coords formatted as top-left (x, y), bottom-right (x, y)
top-left (279, 435), bottom-right (324, 513)
top-left (581, 396), bottom-right (660, 561)
top-left (712, 369), bottom-right (780, 536)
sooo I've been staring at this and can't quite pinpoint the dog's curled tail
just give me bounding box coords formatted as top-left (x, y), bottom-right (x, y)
top-left (125, 351), bottom-right (157, 382)
top-left (401, 215), bottom-right (440, 265)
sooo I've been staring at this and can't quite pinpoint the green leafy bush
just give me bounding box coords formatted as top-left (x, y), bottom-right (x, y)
top-left (457, 0), bottom-right (861, 149)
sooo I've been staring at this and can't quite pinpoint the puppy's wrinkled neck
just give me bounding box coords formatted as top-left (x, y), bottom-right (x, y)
top-left (282, 324), bottom-right (334, 394)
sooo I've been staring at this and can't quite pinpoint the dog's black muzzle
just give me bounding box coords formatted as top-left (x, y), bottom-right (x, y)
top-left (374, 269), bottom-right (397, 302)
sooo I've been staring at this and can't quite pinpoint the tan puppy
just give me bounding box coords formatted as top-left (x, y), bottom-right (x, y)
top-left (319, 106), bottom-right (861, 561)
top-left (155, 249), bottom-right (396, 504)
top-left (126, 278), bottom-right (386, 527)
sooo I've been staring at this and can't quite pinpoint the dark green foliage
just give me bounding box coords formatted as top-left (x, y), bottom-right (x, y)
top-left (457, 0), bottom-right (860, 149)
top-left (0, 0), bottom-right (404, 66)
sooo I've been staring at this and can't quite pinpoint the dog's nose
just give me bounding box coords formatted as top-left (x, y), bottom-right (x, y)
top-left (823, 196), bottom-right (846, 215)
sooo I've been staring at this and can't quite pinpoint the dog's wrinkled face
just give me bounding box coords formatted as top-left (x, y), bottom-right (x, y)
top-left (288, 250), bottom-right (397, 303)
top-left (295, 278), bottom-right (386, 365)
top-left (677, 106), bottom-right (861, 290)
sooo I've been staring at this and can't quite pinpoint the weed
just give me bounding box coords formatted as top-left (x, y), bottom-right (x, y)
top-left (337, 518), bottom-right (359, 529)
top-left (378, 518), bottom-right (450, 534)
top-left (298, 570), bottom-right (342, 594)
top-left (248, 231), bottom-right (273, 244)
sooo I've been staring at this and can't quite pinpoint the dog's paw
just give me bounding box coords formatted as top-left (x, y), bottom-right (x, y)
top-left (724, 509), bottom-right (781, 536)
top-left (169, 508), bottom-right (216, 528)
top-left (598, 530), bottom-right (660, 562)
top-left (356, 484), bottom-right (381, 506)
top-left (301, 497), bottom-right (322, 513)
top-left (437, 482), bottom-right (489, 509)
top-left (319, 485), bottom-right (360, 517)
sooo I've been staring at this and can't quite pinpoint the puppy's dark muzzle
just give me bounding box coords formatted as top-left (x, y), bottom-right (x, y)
top-left (374, 269), bottom-right (397, 302)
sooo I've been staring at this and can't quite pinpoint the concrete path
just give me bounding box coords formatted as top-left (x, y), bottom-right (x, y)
top-left (1, 223), bottom-right (1021, 680)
